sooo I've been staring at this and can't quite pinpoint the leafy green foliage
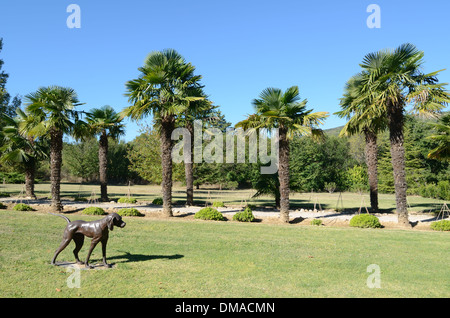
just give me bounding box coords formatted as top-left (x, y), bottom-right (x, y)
top-left (117, 208), bottom-right (144, 217)
top-left (118, 197), bottom-right (137, 204)
top-left (233, 207), bottom-right (255, 222)
top-left (212, 201), bottom-right (225, 208)
top-left (152, 197), bottom-right (163, 205)
top-left (81, 207), bottom-right (106, 215)
top-left (13, 203), bottom-right (33, 211)
top-left (194, 207), bottom-right (224, 221)
top-left (430, 220), bottom-right (450, 231)
top-left (310, 219), bottom-right (322, 226)
top-left (349, 214), bottom-right (382, 228)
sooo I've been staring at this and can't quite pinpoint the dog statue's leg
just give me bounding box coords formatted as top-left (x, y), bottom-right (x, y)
top-left (73, 233), bottom-right (85, 265)
top-left (101, 238), bottom-right (112, 268)
top-left (85, 238), bottom-right (100, 269)
top-left (51, 238), bottom-right (72, 265)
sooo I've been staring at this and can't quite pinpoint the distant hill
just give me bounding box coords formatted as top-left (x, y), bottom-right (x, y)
top-left (324, 126), bottom-right (344, 137)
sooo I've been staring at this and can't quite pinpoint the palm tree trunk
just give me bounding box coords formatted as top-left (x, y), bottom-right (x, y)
top-left (160, 115), bottom-right (175, 217)
top-left (364, 129), bottom-right (379, 213)
top-left (185, 121), bottom-right (194, 206)
top-left (24, 158), bottom-right (37, 199)
top-left (98, 131), bottom-right (109, 202)
top-left (388, 102), bottom-right (410, 227)
top-left (50, 129), bottom-right (63, 212)
top-left (278, 127), bottom-right (290, 223)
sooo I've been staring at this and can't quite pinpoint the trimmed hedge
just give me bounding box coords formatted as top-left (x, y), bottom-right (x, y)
top-left (430, 220), bottom-right (450, 231)
top-left (13, 203), bottom-right (34, 211)
top-left (349, 214), bottom-right (382, 228)
top-left (118, 197), bottom-right (137, 204)
top-left (233, 207), bottom-right (255, 222)
top-left (117, 208), bottom-right (144, 217)
top-left (194, 207), bottom-right (225, 221)
top-left (82, 207), bottom-right (107, 215)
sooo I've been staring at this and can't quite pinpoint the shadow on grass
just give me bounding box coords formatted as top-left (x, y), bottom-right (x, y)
top-left (108, 251), bottom-right (184, 264)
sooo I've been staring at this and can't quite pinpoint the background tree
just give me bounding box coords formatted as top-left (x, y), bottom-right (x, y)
top-left (86, 105), bottom-right (125, 201)
top-left (355, 43), bottom-right (450, 226)
top-left (24, 86), bottom-right (84, 211)
top-left (427, 113), bottom-right (450, 161)
top-left (123, 49), bottom-right (204, 216)
top-left (237, 86), bottom-right (328, 223)
top-left (0, 110), bottom-right (47, 198)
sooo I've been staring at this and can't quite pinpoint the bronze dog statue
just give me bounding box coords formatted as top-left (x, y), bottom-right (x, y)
top-left (51, 213), bottom-right (126, 269)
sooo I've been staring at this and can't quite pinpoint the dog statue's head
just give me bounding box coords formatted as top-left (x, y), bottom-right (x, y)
top-left (106, 213), bottom-right (126, 231)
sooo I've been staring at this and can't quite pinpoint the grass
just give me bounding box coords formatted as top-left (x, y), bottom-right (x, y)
top-left (0, 182), bottom-right (446, 213)
top-left (0, 210), bottom-right (449, 298)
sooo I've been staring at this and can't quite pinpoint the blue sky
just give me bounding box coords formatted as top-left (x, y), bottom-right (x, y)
top-left (1, 0), bottom-right (449, 142)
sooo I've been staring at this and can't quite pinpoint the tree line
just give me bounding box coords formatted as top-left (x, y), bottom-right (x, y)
top-left (1, 41), bottom-right (449, 227)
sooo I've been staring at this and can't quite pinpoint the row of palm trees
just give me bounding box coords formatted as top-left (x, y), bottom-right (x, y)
top-left (1, 44), bottom-right (448, 228)
top-left (0, 88), bottom-right (124, 210)
top-left (336, 43), bottom-right (450, 227)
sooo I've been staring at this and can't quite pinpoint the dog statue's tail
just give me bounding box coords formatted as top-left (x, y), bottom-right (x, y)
top-left (49, 213), bottom-right (71, 224)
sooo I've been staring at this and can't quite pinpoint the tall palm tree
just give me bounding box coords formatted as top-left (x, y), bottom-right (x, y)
top-left (86, 105), bottom-right (125, 201)
top-left (354, 43), bottom-right (450, 226)
top-left (123, 49), bottom-right (204, 216)
top-left (427, 113), bottom-right (450, 161)
top-left (24, 86), bottom-right (84, 211)
top-left (336, 72), bottom-right (387, 212)
top-left (236, 86), bottom-right (328, 223)
top-left (0, 110), bottom-right (47, 199)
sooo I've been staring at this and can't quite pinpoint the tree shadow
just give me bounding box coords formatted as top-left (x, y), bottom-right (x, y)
top-left (107, 251), bottom-right (184, 264)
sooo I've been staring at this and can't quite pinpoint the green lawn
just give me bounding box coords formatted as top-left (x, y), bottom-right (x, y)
top-left (0, 182), bottom-right (445, 213)
top-left (0, 210), bottom-right (448, 298)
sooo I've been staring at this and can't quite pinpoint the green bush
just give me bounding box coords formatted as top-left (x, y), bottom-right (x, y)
top-left (0, 172), bottom-right (25, 184)
top-left (430, 220), bottom-right (450, 231)
top-left (82, 207), bottom-right (107, 215)
top-left (194, 207), bottom-right (225, 221)
top-left (311, 219), bottom-right (322, 226)
top-left (117, 208), bottom-right (144, 217)
top-left (233, 207), bottom-right (255, 222)
top-left (152, 197), bottom-right (163, 205)
top-left (13, 203), bottom-right (34, 211)
top-left (349, 214), bottom-right (382, 228)
top-left (212, 201), bottom-right (225, 208)
top-left (118, 197), bottom-right (137, 204)
top-left (419, 181), bottom-right (450, 200)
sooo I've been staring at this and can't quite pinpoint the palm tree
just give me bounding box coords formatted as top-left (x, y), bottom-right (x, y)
top-left (427, 113), bottom-right (450, 161)
top-left (336, 72), bottom-right (387, 212)
top-left (236, 86), bottom-right (328, 223)
top-left (354, 43), bottom-right (450, 226)
top-left (0, 110), bottom-right (47, 199)
top-left (24, 86), bottom-right (84, 211)
top-left (123, 49), bottom-right (204, 216)
top-left (86, 105), bottom-right (125, 201)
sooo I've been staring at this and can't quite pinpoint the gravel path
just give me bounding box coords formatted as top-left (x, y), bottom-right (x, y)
top-left (1, 197), bottom-right (442, 224)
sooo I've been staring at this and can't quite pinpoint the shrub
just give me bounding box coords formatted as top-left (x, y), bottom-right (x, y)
top-left (212, 201), bottom-right (225, 208)
top-left (430, 220), bottom-right (450, 231)
top-left (117, 208), bottom-right (144, 217)
top-left (82, 207), bottom-right (107, 215)
top-left (194, 207), bottom-right (225, 221)
top-left (13, 203), bottom-right (34, 211)
top-left (311, 219), bottom-right (322, 226)
top-left (233, 207), bottom-right (255, 222)
top-left (152, 197), bottom-right (163, 205)
top-left (118, 197), bottom-right (137, 204)
top-left (349, 214), bottom-right (382, 228)
top-left (0, 202), bottom-right (7, 209)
